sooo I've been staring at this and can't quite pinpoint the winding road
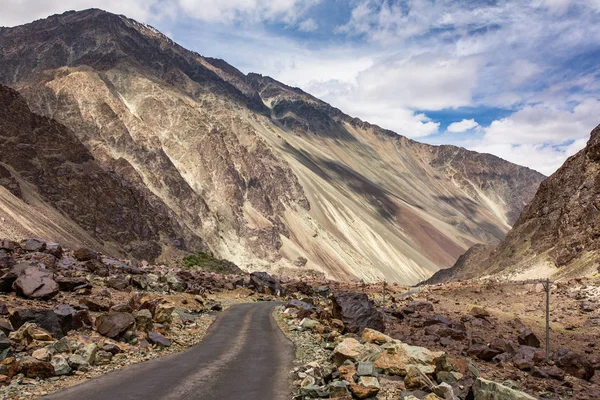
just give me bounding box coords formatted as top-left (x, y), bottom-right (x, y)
top-left (43, 302), bottom-right (294, 400)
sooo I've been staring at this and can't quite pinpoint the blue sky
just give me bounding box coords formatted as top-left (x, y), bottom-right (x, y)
top-left (2, 0), bottom-right (600, 175)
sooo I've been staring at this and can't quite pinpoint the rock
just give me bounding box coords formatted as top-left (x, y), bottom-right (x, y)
top-left (148, 332), bottom-right (171, 347)
top-left (402, 301), bottom-right (434, 314)
top-left (467, 344), bottom-right (502, 361)
top-left (286, 298), bottom-right (317, 312)
top-left (23, 239), bottom-right (46, 252)
top-left (299, 318), bottom-right (320, 331)
top-left (111, 303), bottom-right (133, 313)
top-left (94, 350), bottom-right (113, 365)
top-left (362, 328), bottom-right (392, 345)
top-left (50, 355), bottom-right (71, 375)
top-left (50, 337), bottom-right (71, 354)
top-left (472, 377), bottom-right (536, 399)
top-left (107, 276), bottom-right (130, 291)
top-left (32, 347), bottom-right (51, 361)
top-left (552, 348), bottom-right (595, 380)
top-left (433, 382), bottom-right (457, 400)
top-left (12, 266), bottom-right (59, 299)
top-left (42, 243), bottom-right (62, 259)
top-left (95, 312), bottom-right (135, 338)
top-left (9, 307), bottom-right (84, 339)
top-left (154, 303), bottom-right (174, 324)
top-left (294, 257), bottom-right (308, 267)
top-left (248, 272), bottom-right (284, 296)
top-left (512, 346), bottom-right (537, 370)
top-left (85, 259), bottom-right (109, 276)
top-left (0, 331), bottom-right (9, 350)
top-left (338, 363), bottom-right (357, 383)
top-left (134, 309), bottom-right (153, 332)
top-left (67, 354), bottom-right (89, 371)
top-left (79, 297), bottom-right (111, 312)
top-left (404, 365), bottom-right (431, 389)
top-left (470, 306), bottom-right (490, 318)
top-left (9, 322), bottom-right (54, 344)
top-left (328, 380), bottom-right (349, 397)
top-left (373, 340), bottom-right (450, 376)
top-left (0, 319), bottom-right (12, 336)
top-left (55, 276), bottom-right (88, 292)
top-left (333, 338), bottom-right (364, 365)
top-left (332, 292), bottom-right (385, 333)
top-left (356, 361), bottom-right (374, 376)
top-left (517, 329), bottom-right (540, 348)
top-left (0, 250), bottom-right (14, 269)
top-left (102, 343), bottom-right (121, 355)
top-left (349, 376), bottom-right (380, 399)
top-left (19, 356), bottom-right (54, 378)
top-left (79, 343), bottom-right (98, 365)
top-left (74, 248), bottom-right (98, 261)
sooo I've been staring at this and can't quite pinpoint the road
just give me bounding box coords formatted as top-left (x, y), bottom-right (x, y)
top-left (43, 301), bottom-right (294, 400)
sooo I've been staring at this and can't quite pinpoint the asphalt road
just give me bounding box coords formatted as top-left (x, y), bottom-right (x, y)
top-left (43, 301), bottom-right (294, 400)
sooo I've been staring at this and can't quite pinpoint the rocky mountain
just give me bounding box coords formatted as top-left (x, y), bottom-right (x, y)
top-left (427, 124), bottom-right (600, 283)
top-left (0, 9), bottom-right (545, 284)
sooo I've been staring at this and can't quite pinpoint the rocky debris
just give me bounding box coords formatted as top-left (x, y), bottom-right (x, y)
top-left (148, 332), bottom-right (171, 347)
top-left (248, 272), bottom-right (284, 296)
top-left (552, 348), bottom-right (595, 380)
top-left (73, 248), bottom-right (98, 262)
top-left (12, 266), bottom-right (59, 299)
top-left (9, 307), bottom-right (87, 339)
top-left (517, 329), bottom-right (540, 348)
top-left (332, 292), bottom-right (385, 333)
top-left (472, 377), bottom-right (536, 399)
top-left (19, 356), bottom-right (54, 378)
top-left (95, 312), bottom-right (135, 338)
top-left (23, 239), bottom-right (46, 253)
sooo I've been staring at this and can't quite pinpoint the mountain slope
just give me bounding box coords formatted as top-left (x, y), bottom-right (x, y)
top-left (0, 9), bottom-right (545, 283)
top-left (426, 124), bottom-right (600, 283)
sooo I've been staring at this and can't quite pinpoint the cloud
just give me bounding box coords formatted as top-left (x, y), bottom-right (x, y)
top-left (177, 0), bottom-right (319, 24)
top-left (447, 119), bottom-right (479, 133)
top-left (298, 18), bottom-right (318, 32)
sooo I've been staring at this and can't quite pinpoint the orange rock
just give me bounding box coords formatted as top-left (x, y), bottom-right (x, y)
top-left (338, 364), bottom-right (357, 383)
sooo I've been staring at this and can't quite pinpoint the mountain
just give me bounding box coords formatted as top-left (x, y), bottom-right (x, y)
top-left (426, 124), bottom-right (600, 283)
top-left (0, 9), bottom-right (545, 284)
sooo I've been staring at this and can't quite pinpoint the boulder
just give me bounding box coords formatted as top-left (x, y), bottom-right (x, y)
top-left (362, 328), bottom-right (392, 345)
top-left (349, 376), bottom-right (380, 399)
top-left (55, 276), bottom-right (88, 292)
top-left (333, 338), bottom-right (365, 365)
top-left (467, 344), bottom-right (502, 361)
top-left (44, 242), bottom-right (63, 258)
top-left (50, 355), bottom-right (71, 376)
top-left (95, 312), bottom-right (135, 338)
top-left (373, 340), bottom-right (450, 376)
top-left (402, 301), bottom-right (435, 314)
top-left (0, 250), bottom-right (14, 269)
top-left (552, 348), bottom-right (595, 380)
top-left (23, 239), bottom-right (46, 253)
top-left (19, 356), bottom-right (54, 378)
top-left (472, 377), bottom-right (536, 399)
top-left (332, 292), bottom-right (385, 333)
top-left (517, 329), bottom-right (540, 348)
top-left (134, 309), bottom-right (153, 332)
top-left (248, 272), bottom-right (284, 296)
top-left (148, 332), bottom-right (171, 347)
top-left (79, 297), bottom-right (111, 312)
top-left (404, 365), bottom-right (431, 389)
top-left (12, 266), bottom-right (59, 299)
top-left (154, 303), bottom-right (175, 324)
top-left (470, 306), bottom-right (490, 318)
top-left (68, 354), bottom-right (89, 371)
top-left (9, 307), bottom-right (85, 339)
top-left (95, 350), bottom-right (113, 365)
top-left (74, 248), bottom-right (98, 262)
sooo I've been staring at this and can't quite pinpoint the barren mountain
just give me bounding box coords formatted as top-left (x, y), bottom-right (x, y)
top-left (0, 9), bottom-right (545, 284)
top-left (427, 124), bottom-right (600, 283)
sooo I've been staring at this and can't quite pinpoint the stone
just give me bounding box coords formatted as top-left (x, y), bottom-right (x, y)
top-left (433, 382), bottom-right (457, 400)
top-left (32, 347), bottom-right (51, 361)
top-left (472, 377), bottom-right (536, 399)
top-left (107, 276), bottom-right (130, 291)
top-left (10, 306), bottom-right (86, 339)
top-left (0, 250), bottom-right (14, 269)
top-left (51, 337), bottom-right (71, 354)
top-left (299, 318), bottom-right (320, 331)
top-left (55, 276), bottom-right (88, 292)
top-left (95, 350), bottom-right (113, 365)
top-left (85, 259), bottom-right (109, 276)
top-left (95, 312), bottom-right (135, 338)
top-left (338, 363), bottom-right (357, 383)
top-left (102, 343), bottom-right (121, 355)
top-left (349, 376), bottom-right (380, 399)
top-left (552, 348), bottom-right (595, 380)
top-left (373, 340), bottom-right (450, 376)
top-left (362, 328), bottom-right (392, 345)
top-left (134, 309), bottom-right (153, 332)
top-left (402, 301), bottom-right (434, 314)
top-left (467, 344), bottom-right (502, 361)
top-left (79, 297), bottom-right (111, 312)
top-left (404, 365), bottom-right (431, 389)
top-left (333, 338), bottom-right (364, 365)
top-left (0, 331), bottom-right (9, 350)
top-left (470, 306), bottom-right (490, 318)
top-left (19, 356), bottom-right (54, 378)
top-left (111, 303), bottom-right (133, 313)
top-left (332, 292), bottom-right (385, 333)
top-left (356, 361), bottom-right (374, 376)
top-left (328, 380), bottom-right (349, 397)
top-left (517, 329), bottom-right (540, 348)
top-left (148, 332), bottom-right (171, 347)
top-left (79, 343), bottom-right (98, 365)
top-left (44, 242), bottom-right (63, 258)
top-left (248, 272), bottom-right (284, 296)
top-left (154, 303), bottom-right (175, 324)
top-left (68, 354), bottom-right (89, 371)
top-left (12, 266), bottom-right (59, 299)
top-left (23, 239), bottom-right (46, 252)
top-left (50, 355), bottom-right (71, 376)
top-left (74, 248), bottom-right (98, 262)
top-left (9, 322), bottom-right (54, 345)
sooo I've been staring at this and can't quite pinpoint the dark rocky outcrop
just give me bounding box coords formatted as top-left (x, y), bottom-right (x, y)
top-left (332, 292), bottom-right (385, 333)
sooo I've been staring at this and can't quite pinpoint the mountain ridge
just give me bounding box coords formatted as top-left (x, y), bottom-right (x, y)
top-left (0, 8), bottom-right (546, 283)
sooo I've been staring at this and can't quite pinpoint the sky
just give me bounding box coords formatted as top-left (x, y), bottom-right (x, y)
top-left (2, 0), bottom-right (600, 175)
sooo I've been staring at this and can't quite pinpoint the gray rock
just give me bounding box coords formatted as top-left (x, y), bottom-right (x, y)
top-left (134, 309), bottom-right (153, 332)
top-left (357, 361), bottom-right (374, 376)
top-left (12, 266), bottom-right (59, 299)
top-left (95, 312), bottom-right (135, 338)
top-left (472, 377), bottom-right (536, 400)
top-left (51, 355), bottom-right (71, 376)
top-left (148, 332), bottom-right (171, 347)
top-left (23, 238), bottom-right (46, 252)
top-left (68, 354), bottom-right (89, 371)
top-left (0, 331), bottom-right (10, 350)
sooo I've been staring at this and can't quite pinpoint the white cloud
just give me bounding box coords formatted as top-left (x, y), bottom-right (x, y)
top-left (298, 18), bottom-right (318, 32)
top-left (447, 119), bottom-right (480, 133)
top-left (177, 0), bottom-right (319, 24)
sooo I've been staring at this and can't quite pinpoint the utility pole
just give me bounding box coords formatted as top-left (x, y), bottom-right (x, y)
top-left (382, 281), bottom-right (387, 304)
top-left (542, 278), bottom-right (551, 363)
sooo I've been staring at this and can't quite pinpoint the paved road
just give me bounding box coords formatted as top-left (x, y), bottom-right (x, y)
top-left (43, 302), bottom-right (294, 400)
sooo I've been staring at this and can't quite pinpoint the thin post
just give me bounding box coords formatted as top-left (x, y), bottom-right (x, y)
top-left (383, 281), bottom-right (387, 304)
top-left (544, 278), bottom-right (551, 363)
